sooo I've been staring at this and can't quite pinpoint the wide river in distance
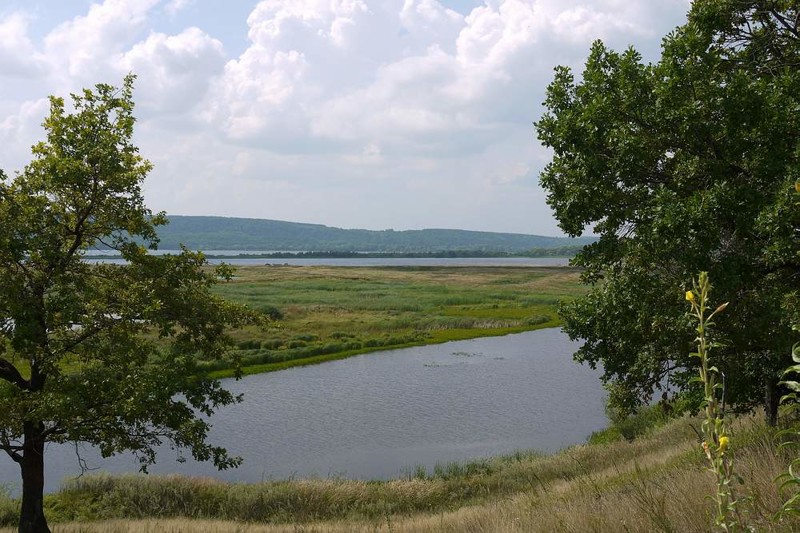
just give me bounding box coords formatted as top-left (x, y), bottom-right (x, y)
top-left (0, 328), bottom-right (607, 494)
top-left (87, 252), bottom-right (571, 268)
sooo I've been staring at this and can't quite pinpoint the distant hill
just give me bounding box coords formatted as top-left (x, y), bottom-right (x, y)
top-left (153, 215), bottom-right (595, 253)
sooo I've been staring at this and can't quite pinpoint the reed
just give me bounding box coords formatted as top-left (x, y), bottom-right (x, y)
top-left (203, 266), bottom-right (582, 377)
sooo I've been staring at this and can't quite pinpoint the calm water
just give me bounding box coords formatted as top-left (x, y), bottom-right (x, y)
top-left (0, 329), bottom-right (606, 494)
top-left (88, 253), bottom-right (571, 267)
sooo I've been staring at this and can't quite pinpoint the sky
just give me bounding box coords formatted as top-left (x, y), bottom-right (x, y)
top-left (0, 0), bottom-right (690, 236)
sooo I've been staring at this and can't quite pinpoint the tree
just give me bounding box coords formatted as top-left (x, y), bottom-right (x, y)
top-left (536, 0), bottom-right (799, 422)
top-left (0, 76), bottom-right (259, 533)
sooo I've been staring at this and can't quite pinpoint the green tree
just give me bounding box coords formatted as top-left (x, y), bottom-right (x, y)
top-left (536, 1), bottom-right (799, 422)
top-left (0, 76), bottom-right (258, 533)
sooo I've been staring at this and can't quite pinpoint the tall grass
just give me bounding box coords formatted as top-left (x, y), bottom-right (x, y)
top-left (0, 489), bottom-right (16, 529)
top-left (202, 266), bottom-right (581, 377)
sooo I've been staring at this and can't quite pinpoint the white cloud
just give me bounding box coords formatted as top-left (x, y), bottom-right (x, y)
top-left (0, 12), bottom-right (46, 78)
top-left (43, 0), bottom-right (160, 83)
top-left (246, 0), bottom-right (368, 46)
top-left (0, 98), bottom-right (50, 172)
top-left (204, 47), bottom-right (308, 139)
top-left (121, 27), bottom-right (226, 115)
top-left (165, 0), bottom-right (195, 16)
top-left (400, 0), bottom-right (463, 45)
top-left (209, 0), bottom-right (680, 156)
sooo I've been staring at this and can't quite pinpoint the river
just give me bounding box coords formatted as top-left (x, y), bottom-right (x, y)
top-left (86, 252), bottom-right (571, 267)
top-left (0, 328), bottom-right (606, 494)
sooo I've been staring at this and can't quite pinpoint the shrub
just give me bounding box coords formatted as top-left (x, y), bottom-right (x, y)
top-left (257, 305), bottom-right (284, 320)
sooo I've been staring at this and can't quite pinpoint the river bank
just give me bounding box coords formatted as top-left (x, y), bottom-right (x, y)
top-left (3, 411), bottom-right (796, 532)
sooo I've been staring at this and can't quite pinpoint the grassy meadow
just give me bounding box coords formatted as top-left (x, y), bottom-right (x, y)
top-left (204, 265), bottom-right (584, 377)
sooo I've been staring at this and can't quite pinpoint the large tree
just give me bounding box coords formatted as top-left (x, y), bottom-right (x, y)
top-left (536, 0), bottom-right (799, 422)
top-left (0, 76), bottom-right (258, 532)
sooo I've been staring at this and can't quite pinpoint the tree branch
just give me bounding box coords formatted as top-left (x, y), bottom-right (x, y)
top-left (0, 357), bottom-right (29, 390)
top-left (769, 8), bottom-right (800, 39)
top-left (1, 446), bottom-right (23, 464)
top-left (59, 324), bottom-right (104, 355)
top-left (0, 433), bottom-right (24, 463)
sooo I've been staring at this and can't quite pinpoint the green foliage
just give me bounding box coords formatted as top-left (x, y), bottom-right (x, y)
top-left (777, 340), bottom-right (800, 515)
top-left (0, 76), bottom-right (260, 529)
top-left (254, 304), bottom-right (283, 320)
top-left (0, 488), bottom-right (17, 528)
top-left (536, 1), bottom-right (799, 418)
top-left (588, 404), bottom-right (672, 445)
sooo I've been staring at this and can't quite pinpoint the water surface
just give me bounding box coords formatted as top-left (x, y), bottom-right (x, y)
top-left (88, 253), bottom-right (571, 267)
top-left (0, 329), bottom-right (606, 493)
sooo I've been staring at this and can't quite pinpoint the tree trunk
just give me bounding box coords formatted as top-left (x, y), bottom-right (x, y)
top-left (18, 423), bottom-right (49, 533)
top-left (765, 379), bottom-right (780, 427)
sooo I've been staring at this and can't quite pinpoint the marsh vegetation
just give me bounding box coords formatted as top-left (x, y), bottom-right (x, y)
top-left (207, 265), bottom-right (584, 377)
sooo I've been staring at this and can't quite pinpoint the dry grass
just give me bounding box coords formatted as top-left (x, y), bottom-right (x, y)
top-left (5, 413), bottom-right (799, 532)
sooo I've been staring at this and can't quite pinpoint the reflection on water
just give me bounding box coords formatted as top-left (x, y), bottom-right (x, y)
top-left (0, 329), bottom-right (606, 494)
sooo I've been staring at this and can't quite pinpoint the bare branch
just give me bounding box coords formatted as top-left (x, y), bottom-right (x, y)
top-left (0, 433), bottom-right (24, 463)
top-left (72, 441), bottom-right (100, 476)
top-left (770, 8), bottom-right (800, 39)
top-left (1, 447), bottom-right (23, 464)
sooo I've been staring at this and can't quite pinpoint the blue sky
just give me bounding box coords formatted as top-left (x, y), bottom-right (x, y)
top-left (0, 0), bottom-right (689, 235)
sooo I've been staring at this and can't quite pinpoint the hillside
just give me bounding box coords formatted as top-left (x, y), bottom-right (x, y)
top-left (153, 216), bottom-right (594, 252)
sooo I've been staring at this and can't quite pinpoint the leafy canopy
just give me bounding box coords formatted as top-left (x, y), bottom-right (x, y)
top-left (0, 74), bottom-right (259, 471)
top-left (536, 0), bottom-right (799, 417)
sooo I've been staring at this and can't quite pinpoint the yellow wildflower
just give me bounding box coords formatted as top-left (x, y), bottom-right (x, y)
top-left (719, 436), bottom-right (729, 452)
top-left (795, 181), bottom-right (800, 193)
top-left (685, 290), bottom-right (695, 302)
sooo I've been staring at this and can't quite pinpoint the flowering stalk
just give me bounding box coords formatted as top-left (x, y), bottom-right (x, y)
top-left (687, 272), bottom-right (737, 531)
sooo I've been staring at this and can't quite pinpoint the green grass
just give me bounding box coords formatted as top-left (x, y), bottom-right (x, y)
top-left (202, 266), bottom-right (584, 377)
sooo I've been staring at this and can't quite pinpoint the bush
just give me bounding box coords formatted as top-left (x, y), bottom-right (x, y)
top-left (525, 315), bottom-right (551, 326)
top-left (260, 339), bottom-right (284, 350)
top-left (237, 339), bottom-right (261, 350)
top-left (588, 404), bottom-right (672, 444)
top-left (0, 487), bottom-right (18, 527)
top-left (257, 305), bottom-right (284, 320)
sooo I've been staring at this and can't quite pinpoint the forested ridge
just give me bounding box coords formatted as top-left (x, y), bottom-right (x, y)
top-left (152, 215), bottom-right (595, 252)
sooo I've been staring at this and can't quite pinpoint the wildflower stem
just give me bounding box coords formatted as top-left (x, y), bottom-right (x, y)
top-left (688, 272), bottom-right (736, 531)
